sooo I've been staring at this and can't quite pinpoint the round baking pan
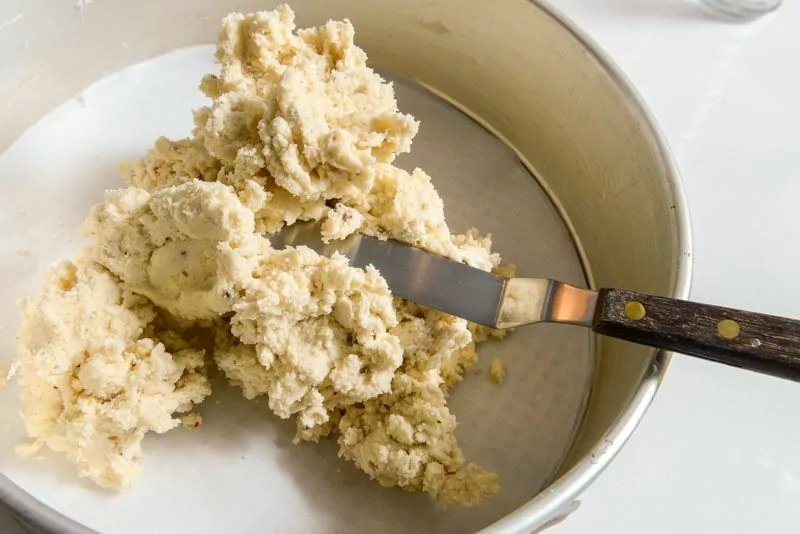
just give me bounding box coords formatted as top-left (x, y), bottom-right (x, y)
top-left (0, 1), bottom-right (691, 532)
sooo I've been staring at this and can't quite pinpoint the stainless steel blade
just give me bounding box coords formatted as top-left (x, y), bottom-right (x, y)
top-left (271, 222), bottom-right (598, 329)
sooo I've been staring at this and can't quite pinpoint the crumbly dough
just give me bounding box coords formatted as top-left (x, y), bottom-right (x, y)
top-left (15, 5), bottom-right (507, 507)
top-left (14, 261), bottom-right (210, 489)
top-left (490, 358), bottom-right (506, 384)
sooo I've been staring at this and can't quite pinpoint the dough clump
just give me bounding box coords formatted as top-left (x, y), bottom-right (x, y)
top-left (15, 260), bottom-right (210, 489)
top-left (15, 5), bottom-right (506, 507)
top-left (490, 358), bottom-right (506, 384)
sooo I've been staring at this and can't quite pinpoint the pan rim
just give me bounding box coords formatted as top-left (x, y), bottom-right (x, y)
top-left (477, 1), bottom-right (693, 532)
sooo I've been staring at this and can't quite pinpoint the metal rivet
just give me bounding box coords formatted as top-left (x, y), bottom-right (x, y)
top-left (624, 301), bottom-right (646, 321)
top-left (717, 319), bottom-right (740, 339)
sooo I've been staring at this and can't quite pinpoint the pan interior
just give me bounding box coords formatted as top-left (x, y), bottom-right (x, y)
top-left (0, 46), bottom-right (594, 533)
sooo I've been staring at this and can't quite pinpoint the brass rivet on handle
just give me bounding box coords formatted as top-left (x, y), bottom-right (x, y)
top-left (624, 301), bottom-right (646, 321)
top-left (717, 319), bottom-right (740, 339)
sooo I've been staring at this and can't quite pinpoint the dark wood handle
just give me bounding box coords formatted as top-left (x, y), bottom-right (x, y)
top-left (593, 288), bottom-right (800, 381)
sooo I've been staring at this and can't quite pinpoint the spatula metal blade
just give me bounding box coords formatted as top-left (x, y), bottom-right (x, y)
top-left (270, 222), bottom-right (507, 327)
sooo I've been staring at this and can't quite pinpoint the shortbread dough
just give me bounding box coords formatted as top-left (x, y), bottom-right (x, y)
top-left (15, 261), bottom-right (211, 489)
top-left (14, 5), bottom-right (507, 507)
top-left (490, 358), bottom-right (506, 384)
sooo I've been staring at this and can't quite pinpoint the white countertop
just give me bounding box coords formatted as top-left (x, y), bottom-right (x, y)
top-left (2, 1), bottom-right (799, 533)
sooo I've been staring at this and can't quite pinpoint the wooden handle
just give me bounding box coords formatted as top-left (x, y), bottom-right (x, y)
top-left (593, 288), bottom-right (800, 381)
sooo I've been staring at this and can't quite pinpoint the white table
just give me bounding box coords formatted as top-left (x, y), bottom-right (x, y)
top-left (550, 1), bottom-right (800, 533)
top-left (2, 1), bottom-right (799, 532)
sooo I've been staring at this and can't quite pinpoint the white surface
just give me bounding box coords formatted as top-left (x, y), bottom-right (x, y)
top-left (1, 1), bottom-right (799, 532)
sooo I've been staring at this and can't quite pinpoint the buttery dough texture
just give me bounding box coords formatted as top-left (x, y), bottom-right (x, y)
top-left (15, 5), bottom-right (507, 507)
top-left (490, 358), bottom-right (506, 385)
top-left (15, 261), bottom-right (210, 489)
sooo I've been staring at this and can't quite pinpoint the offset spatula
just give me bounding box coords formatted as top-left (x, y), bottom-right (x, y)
top-left (272, 222), bottom-right (800, 382)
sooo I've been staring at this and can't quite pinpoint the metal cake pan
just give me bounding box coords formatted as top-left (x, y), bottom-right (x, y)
top-left (0, 1), bottom-right (691, 532)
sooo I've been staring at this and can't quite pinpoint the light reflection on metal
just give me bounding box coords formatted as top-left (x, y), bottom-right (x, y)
top-left (273, 221), bottom-right (598, 330)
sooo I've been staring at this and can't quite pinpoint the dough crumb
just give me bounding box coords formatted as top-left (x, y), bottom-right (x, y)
top-left (490, 358), bottom-right (506, 384)
top-left (181, 413), bottom-right (203, 428)
top-left (321, 202), bottom-right (365, 242)
top-left (17, 247), bottom-right (30, 257)
top-left (493, 262), bottom-right (517, 278)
